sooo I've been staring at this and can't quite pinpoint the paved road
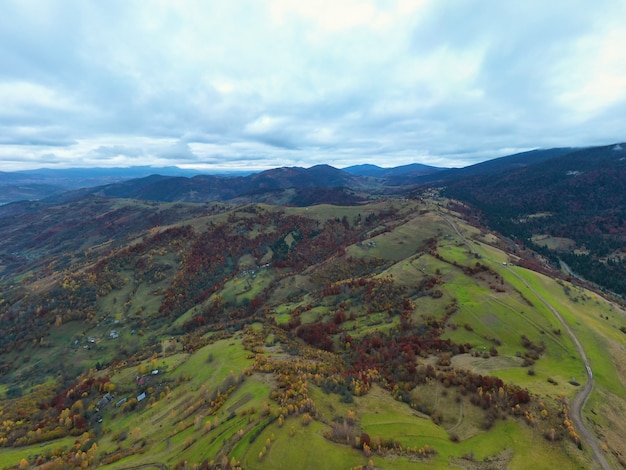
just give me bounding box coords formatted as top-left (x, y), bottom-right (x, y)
top-left (439, 211), bottom-right (612, 469)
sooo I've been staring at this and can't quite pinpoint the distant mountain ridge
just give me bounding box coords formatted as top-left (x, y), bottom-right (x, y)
top-left (343, 162), bottom-right (445, 178)
top-left (0, 166), bottom-right (248, 205)
top-left (0, 144), bottom-right (618, 205)
top-left (411, 147), bottom-right (579, 184)
top-left (41, 164), bottom-right (373, 206)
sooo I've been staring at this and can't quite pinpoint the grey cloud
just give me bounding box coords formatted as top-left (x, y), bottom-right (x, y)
top-left (0, 152), bottom-right (62, 165)
top-left (0, 123), bottom-right (76, 147)
top-left (0, 136), bottom-right (75, 147)
top-left (89, 146), bottom-right (146, 158)
top-left (156, 141), bottom-right (198, 161)
top-left (0, 128), bottom-right (76, 147)
top-left (0, 0), bottom-right (624, 171)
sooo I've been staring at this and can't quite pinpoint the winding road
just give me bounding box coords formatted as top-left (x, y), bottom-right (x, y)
top-left (507, 269), bottom-right (611, 470)
top-left (119, 463), bottom-right (168, 470)
top-left (439, 211), bottom-right (612, 469)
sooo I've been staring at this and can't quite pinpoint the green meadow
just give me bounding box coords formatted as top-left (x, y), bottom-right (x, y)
top-left (2, 199), bottom-right (624, 469)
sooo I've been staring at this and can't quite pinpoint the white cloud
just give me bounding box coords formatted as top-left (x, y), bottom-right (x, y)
top-left (270, 0), bottom-right (386, 33)
top-left (0, 0), bottom-right (624, 171)
top-left (556, 27), bottom-right (626, 118)
top-left (244, 115), bottom-right (286, 135)
top-left (0, 82), bottom-right (68, 111)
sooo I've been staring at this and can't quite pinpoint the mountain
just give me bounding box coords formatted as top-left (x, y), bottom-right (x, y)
top-left (0, 148), bottom-right (577, 205)
top-left (13, 166), bottom-right (207, 179)
top-left (342, 163), bottom-right (383, 176)
top-left (2, 143), bottom-right (626, 469)
top-left (343, 163), bottom-right (445, 178)
top-left (45, 164), bottom-right (376, 205)
top-left (0, 166), bottom-right (250, 205)
top-left (412, 147), bottom-right (578, 185)
top-left (443, 142), bottom-right (626, 296)
top-left (342, 148), bottom-right (578, 186)
top-left (0, 181), bottom-right (67, 204)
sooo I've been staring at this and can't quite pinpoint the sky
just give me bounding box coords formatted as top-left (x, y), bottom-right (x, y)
top-left (1, 0), bottom-right (626, 172)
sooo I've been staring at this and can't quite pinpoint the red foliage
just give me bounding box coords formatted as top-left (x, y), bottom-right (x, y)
top-left (49, 377), bottom-right (110, 412)
top-left (297, 322), bottom-right (337, 351)
top-left (334, 311), bottom-right (346, 325)
top-left (513, 389), bottom-right (531, 404)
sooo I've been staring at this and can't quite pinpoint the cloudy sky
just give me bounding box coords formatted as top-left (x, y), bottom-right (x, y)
top-left (1, 0), bottom-right (625, 171)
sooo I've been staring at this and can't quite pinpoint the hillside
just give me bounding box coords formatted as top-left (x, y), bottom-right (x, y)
top-left (1, 145), bottom-right (577, 206)
top-left (42, 165), bottom-right (377, 205)
top-left (412, 147), bottom-right (578, 185)
top-left (1, 194), bottom-right (625, 469)
top-left (0, 167), bottom-right (210, 205)
top-left (443, 143), bottom-right (626, 296)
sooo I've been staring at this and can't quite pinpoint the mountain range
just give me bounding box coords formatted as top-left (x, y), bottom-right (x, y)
top-left (0, 146), bottom-right (585, 205)
top-left (0, 167), bottom-right (242, 205)
top-left (3, 142), bottom-right (626, 294)
top-left (1, 142), bottom-right (625, 469)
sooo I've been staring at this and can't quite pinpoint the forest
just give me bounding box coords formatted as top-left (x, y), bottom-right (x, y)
top-left (0, 186), bottom-right (625, 468)
top-left (2, 0), bottom-right (626, 463)
top-left (443, 144), bottom-right (626, 296)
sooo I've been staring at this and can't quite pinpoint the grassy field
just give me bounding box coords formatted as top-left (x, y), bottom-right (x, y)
top-left (0, 437), bottom-right (78, 468)
top-left (91, 338), bottom-right (264, 469)
top-left (355, 386), bottom-right (587, 469)
top-left (3, 199), bottom-right (625, 469)
top-left (240, 420), bottom-right (367, 470)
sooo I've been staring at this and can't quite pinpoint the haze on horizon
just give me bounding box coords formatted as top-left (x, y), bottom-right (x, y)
top-left (1, 0), bottom-right (625, 172)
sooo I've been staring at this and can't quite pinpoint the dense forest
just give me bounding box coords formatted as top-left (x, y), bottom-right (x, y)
top-left (444, 144), bottom-right (626, 296)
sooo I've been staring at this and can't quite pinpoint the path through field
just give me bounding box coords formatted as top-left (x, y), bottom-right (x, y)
top-left (507, 269), bottom-right (611, 470)
top-left (439, 210), bottom-right (612, 470)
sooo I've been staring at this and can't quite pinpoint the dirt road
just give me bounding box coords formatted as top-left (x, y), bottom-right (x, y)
top-left (507, 269), bottom-right (612, 470)
top-left (439, 211), bottom-right (612, 469)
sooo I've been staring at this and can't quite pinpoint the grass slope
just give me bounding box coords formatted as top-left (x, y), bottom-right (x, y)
top-left (1, 198), bottom-right (625, 469)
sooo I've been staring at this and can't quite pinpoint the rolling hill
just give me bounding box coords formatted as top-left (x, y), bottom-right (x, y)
top-left (1, 187), bottom-right (625, 469)
top-left (0, 167), bottom-right (210, 205)
top-left (342, 163), bottom-right (445, 179)
top-left (0, 146), bottom-right (578, 205)
top-left (42, 165), bottom-right (376, 205)
top-left (1, 142), bottom-right (626, 469)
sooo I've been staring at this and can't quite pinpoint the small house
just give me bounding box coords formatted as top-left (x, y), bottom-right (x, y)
top-left (115, 398), bottom-right (128, 408)
top-left (96, 392), bottom-right (113, 409)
